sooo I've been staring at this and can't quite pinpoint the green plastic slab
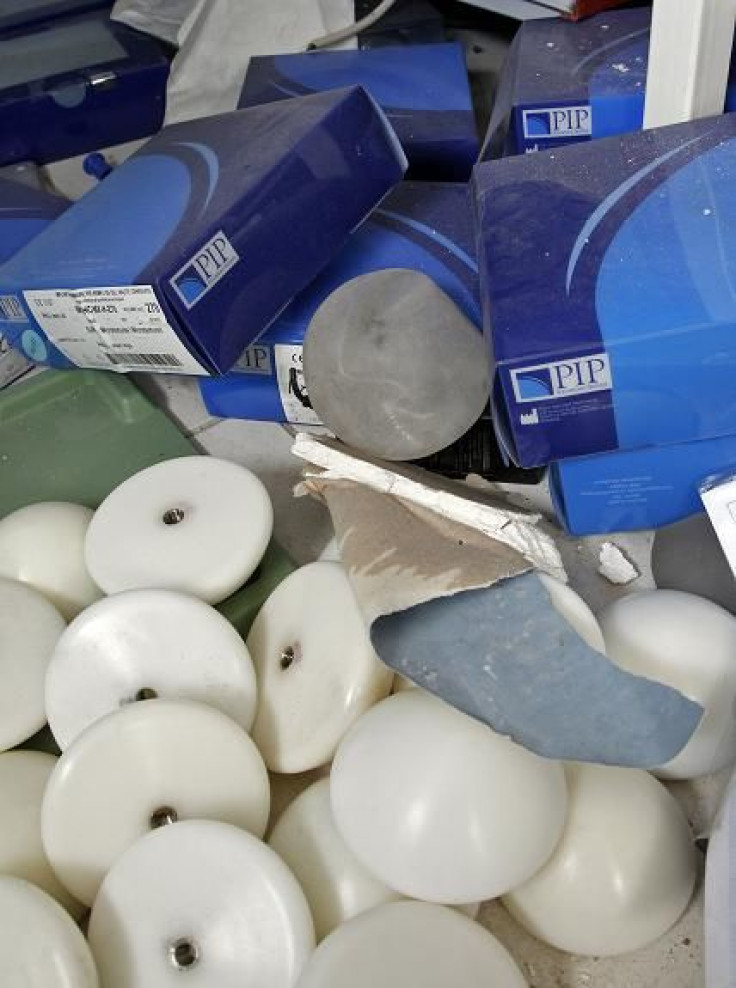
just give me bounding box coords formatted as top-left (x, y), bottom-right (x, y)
top-left (0, 370), bottom-right (194, 512)
top-left (0, 369), bottom-right (294, 639)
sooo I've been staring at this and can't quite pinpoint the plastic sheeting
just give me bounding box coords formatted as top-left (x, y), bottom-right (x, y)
top-left (112, 0), bottom-right (356, 123)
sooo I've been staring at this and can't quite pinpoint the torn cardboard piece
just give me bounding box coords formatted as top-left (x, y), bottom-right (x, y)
top-left (293, 433), bottom-right (564, 590)
top-left (293, 434), bottom-right (702, 767)
top-left (306, 477), bottom-right (534, 625)
top-left (373, 573), bottom-right (701, 767)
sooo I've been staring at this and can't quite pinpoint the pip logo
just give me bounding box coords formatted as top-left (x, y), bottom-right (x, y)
top-left (522, 105), bottom-right (592, 140)
top-left (171, 231), bottom-right (239, 309)
top-left (511, 354), bottom-right (612, 404)
top-left (236, 344), bottom-right (272, 376)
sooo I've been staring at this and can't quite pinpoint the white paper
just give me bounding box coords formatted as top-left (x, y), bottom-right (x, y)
top-left (701, 475), bottom-right (736, 578)
top-left (111, 0), bottom-right (204, 46)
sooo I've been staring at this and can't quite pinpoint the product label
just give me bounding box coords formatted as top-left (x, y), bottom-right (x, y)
top-left (701, 474), bottom-right (736, 578)
top-left (274, 345), bottom-right (321, 426)
top-left (522, 105), bottom-right (593, 140)
top-left (236, 343), bottom-right (273, 376)
top-left (510, 353), bottom-right (612, 404)
top-left (23, 286), bottom-right (209, 375)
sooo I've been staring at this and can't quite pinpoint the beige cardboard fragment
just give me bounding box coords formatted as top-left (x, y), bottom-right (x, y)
top-left (293, 434), bottom-right (563, 574)
top-left (293, 434), bottom-right (565, 623)
top-left (315, 479), bottom-right (532, 623)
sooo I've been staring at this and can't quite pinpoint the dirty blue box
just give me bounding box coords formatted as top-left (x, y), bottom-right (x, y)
top-left (0, 86), bottom-right (406, 376)
top-left (551, 433), bottom-right (736, 535)
top-left (200, 181), bottom-right (481, 424)
top-left (474, 110), bottom-right (736, 469)
top-left (239, 43), bottom-right (478, 181)
top-left (481, 7), bottom-right (736, 159)
top-left (0, 165), bottom-right (67, 387)
top-left (0, 11), bottom-right (170, 167)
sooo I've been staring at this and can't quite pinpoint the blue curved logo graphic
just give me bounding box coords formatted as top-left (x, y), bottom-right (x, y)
top-left (277, 218), bottom-right (480, 330)
top-left (374, 209), bottom-right (478, 276)
top-left (173, 275), bottom-right (206, 305)
top-left (566, 137), bottom-right (703, 293)
top-left (0, 156), bottom-right (192, 285)
top-left (524, 113), bottom-right (553, 138)
top-left (174, 142), bottom-right (220, 212)
top-left (597, 136), bottom-right (736, 448)
top-left (515, 372), bottom-right (553, 400)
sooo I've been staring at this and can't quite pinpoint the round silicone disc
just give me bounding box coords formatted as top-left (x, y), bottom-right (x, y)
top-left (88, 820), bottom-right (314, 988)
top-left (41, 698), bottom-right (270, 905)
top-left (46, 589), bottom-right (258, 749)
top-left (84, 456), bottom-right (273, 603)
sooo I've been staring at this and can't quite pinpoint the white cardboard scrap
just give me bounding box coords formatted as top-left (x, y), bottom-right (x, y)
top-left (292, 432), bottom-right (566, 581)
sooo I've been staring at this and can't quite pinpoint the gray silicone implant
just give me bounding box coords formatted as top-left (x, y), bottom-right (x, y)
top-left (303, 269), bottom-right (491, 461)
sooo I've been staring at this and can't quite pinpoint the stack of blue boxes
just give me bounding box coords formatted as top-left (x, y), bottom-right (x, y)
top-left (474, 8), bottom-right (736, 535)
top-left (201, 41), bottom-right (481, 426)
top-left (0, 88), bottom-right (408, 376)
top-left (11, 6), bottom-right (734, 534)
top-left (0, 37), bottom-right (482, 435)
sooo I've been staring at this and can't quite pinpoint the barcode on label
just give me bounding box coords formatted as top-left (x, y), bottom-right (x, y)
top-left (104, 353), bottom-right (183, 368)
top-left (0, 295), bottom-right (25, 322)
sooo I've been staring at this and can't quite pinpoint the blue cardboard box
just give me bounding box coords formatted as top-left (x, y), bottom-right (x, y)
top-left (239, 44), bottom-right (478, 181)
top-left (0, 87), bottom-right (406, 376)
top-left (0, 11), bottom-right (169, 167)
top-left (474, 110), bottom-right (736, 468)
top-left (200, 181), bottom-right (481, 424)
top-left (0, 168), bottom-right (67, 261)
top-left (551, 434), bottom-right (736, 536)
top-left (481, 7), bottom-right (736, 159)
top-left (0, 165), bottom-right (67, 386)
